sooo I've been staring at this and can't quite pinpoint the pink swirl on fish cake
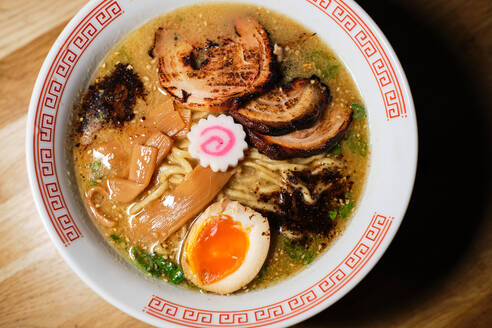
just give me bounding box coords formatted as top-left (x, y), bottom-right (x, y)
top-left (200, 126), bottom-right (236, 156)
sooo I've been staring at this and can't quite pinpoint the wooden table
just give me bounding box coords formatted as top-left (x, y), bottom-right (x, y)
top-left (1, 0), bottom-right (490, 326)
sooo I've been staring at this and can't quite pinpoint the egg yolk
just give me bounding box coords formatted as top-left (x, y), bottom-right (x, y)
top-left (189, 214), bottom-right (249, 285)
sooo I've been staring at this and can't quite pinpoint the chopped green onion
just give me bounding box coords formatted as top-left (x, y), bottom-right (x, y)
top-left (339, 200), bottom-right (355, 219)
top-left (170, 267), bottom-right (185, 284)
top-left (133, 248), bottom-right (160, 277)
top-left (118, 47), bottom-right (132, 63)
top-left (304, 252), bottom-right (315, 264)
top-left (350, 103), bottom-right (366, 119)
top-left (254, 265), bottom-right (267, 283)
top-left (89, 178), bottom-right (99, 186)
top-left (161, 259), bottom-right (175, 275)
top-left (331, 144), bottom-right (342, 155)
top-left (283, 237), bottom-right (316, 265)
top-left (91, 160), bottom-right (101, 172)
top-left (110, 234), bottom-right (121, 242)
top-left (308, 51), bottom-right (339, 80)
top-left (132, 247), bottom-right (186, 283)
top-left (329, 192), bottom-right (355, 221)
top-left (346, 133), bottom-right (368, 157)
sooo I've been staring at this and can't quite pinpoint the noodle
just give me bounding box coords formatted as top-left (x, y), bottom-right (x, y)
top-left (128, 118), bottom-right (343, 215)
top-left (128, 138), bottom-right (194, 214)
top-left (128, 180), bottom-right (168, 214)
top-left (222, 148), bottom-right (342, 209)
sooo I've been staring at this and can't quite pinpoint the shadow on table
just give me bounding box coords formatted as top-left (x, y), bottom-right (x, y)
top-left (296, 1), bottom-right (492, 326)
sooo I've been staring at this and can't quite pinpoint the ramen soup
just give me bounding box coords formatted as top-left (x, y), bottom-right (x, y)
top-left (71, 3), bottom-right (369, 294)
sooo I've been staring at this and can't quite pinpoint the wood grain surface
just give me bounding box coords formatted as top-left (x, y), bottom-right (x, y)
top-left (0, 0), bottom-right (490, 327)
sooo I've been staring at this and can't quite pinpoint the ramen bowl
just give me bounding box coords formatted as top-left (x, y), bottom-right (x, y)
top-left (26, 0), bottom-right (417, 327)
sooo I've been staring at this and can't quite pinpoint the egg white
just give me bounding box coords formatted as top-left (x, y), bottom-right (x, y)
top-left (181, 198), bottom-right (270, 294)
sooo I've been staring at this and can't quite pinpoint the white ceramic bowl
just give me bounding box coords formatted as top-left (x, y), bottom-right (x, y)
top-left (26, 0), bottom-right (417, 327)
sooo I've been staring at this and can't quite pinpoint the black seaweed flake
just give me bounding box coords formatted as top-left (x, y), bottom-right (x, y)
top-left (260, 168), bottom-right (352, 236)
top-left (78, 63), bottom-right (144, 136)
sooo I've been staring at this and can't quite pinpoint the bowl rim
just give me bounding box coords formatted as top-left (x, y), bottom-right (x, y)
top-left (26, 0), bottom-right (417, 327)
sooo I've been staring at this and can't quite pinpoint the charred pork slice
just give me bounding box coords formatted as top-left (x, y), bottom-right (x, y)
top-left (153, 17), bottom-right (277, 112)
top-left (230, 76), bottom-right (330, 135)
top-left (248, 103), bottom-right (353, 160)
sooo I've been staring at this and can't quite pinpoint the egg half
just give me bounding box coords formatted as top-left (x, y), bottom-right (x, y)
top-left (181, 198), bottom-right (270, 294)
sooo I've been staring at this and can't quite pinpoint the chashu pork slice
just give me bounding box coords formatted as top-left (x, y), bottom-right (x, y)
top-left (248, 103), bottom-right (353, 160)
top-left (230, 76), bottom-right (330, 135)
top-left (154, 17), bottom-right (277, 112)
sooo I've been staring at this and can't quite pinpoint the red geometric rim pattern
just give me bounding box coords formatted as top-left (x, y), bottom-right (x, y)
top-left (29, 0), bottom-right (405, 326)
top-left (143, 213), bottom-right (393, 327)
top-left (307, 0), bottom-right (407, 120)
top-left (33, 0), bottom-right (123, 247)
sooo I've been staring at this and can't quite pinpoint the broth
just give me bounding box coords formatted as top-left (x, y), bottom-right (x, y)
top-left (71, 3), bottom-right (369, 292)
